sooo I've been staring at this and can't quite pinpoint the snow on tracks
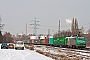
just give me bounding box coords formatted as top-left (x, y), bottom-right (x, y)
top-left (25, 44), bottom-right (90, 60)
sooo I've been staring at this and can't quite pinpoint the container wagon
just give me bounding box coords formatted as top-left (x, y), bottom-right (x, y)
top-left (49, 36), bottom-right (67, 47)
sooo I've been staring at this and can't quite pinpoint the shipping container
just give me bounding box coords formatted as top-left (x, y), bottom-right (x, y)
top-left (40, 36), bottom-right (45, 39)
top-left (32, 40), bottom-right (34, 43)
top-left (42, 39), bottom-right (45, 44)
top-left (45, 39), bottom-right (49, 44)
top-left (30, 36), bottom-right (37, 39)
top-left (34, 40), bottom-right (39, 44)
top-left (30, 40), bottom-right (32, 44)
top-left (58, 36), bottom-right (67, 45)
top-left (41, 38), bottom-right (49, 44)
top-left (27, 40), bottom-right (30, 43)
top-left (53, 37), bottom-right (57, 44)
top-left (49, 38), bottom-right (53, 44)
top-left (38, 39), bottom-right (40, 44)
top-left (53, 36), bottom-right (67, 47)
top-left (40, 36), bottom-right (47, 39)
top-left (30, 40), bottom-right (34, 44)
top-left (40, 39), bottom-right (43, 44)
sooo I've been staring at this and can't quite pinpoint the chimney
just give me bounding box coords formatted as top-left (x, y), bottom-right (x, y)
top-left (26, 23), bottom-right (28, 35)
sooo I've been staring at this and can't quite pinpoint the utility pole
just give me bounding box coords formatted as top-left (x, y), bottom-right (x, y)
top-left (48, 29), bottom-right (50, 38)
top-left (26, 23), bottom-right (28, 35)
top-left (58, 20), bottom-right (60, 36)
top-left (30, 17), bottom-right (40, 36)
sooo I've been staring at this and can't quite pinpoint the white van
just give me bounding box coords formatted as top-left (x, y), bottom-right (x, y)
top-left (15, 41), bottom-right (24, 50)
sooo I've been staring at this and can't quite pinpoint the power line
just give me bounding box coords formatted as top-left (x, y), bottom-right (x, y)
top-left (40, 25), bottom-right (57, 27)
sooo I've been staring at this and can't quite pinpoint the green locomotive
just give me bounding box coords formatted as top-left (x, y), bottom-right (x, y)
top-left (66, 36), bottom-right (86, 48)
top-left (49, 36), bottom-right (86, 48)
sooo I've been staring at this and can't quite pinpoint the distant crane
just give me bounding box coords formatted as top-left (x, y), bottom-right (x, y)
top-left (30, 17), bottom-right (40, 36)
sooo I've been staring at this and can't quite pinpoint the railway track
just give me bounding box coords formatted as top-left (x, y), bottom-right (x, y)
top-left (25, 44), bottom-right (90, 60)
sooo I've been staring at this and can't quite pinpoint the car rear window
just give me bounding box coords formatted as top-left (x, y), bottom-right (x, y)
top-left (2, 44), bottom-right (7, 45)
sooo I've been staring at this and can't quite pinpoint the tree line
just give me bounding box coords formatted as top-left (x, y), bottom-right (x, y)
top-left (0, 32), bottom-right (13, 43)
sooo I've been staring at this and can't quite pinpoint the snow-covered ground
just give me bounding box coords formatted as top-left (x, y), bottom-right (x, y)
top-left (1, 43), bottom-right (90, 60)
top-left (33, 45), bottom-right (90, 60)
top-left (0, 44), bottom-right (52, 60)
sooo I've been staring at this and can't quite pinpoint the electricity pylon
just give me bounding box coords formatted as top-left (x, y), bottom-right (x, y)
top-left (30, 17), bottom-right (40, 36)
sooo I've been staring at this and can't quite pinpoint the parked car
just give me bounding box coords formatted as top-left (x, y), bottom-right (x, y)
top-left (8, 43), bottom-right (14, 49)
top-left (1, 43), bottom-right (8, 49)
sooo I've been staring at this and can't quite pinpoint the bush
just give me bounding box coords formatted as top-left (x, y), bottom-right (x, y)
top-left (44, 52), bottom-right (50, 57)
top-left (36, 50), bottom-right (44, 54)
top-left (58, 50), bottom-right (62, 52)
top-left (29, 46), bottom-right (34, 50)
top-left (24, 45), bottom-right (29, 49)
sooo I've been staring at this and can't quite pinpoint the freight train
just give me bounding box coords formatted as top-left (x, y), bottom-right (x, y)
top-left (13, 36), bottom-right (86, 49)
top-left (48, 36), bottom-right (86, 48)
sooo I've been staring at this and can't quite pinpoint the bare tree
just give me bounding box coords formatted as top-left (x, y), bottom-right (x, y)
top-left (0, 31), bottom-right (3, 43)
top-left (81, 26), bottom-right (85, 33)
top-left (71, 18), bottom-right (75, 35)
top-left (87, 28), bottom-right (90, 34)
top-left (3, 32), bottom-right (14, 43)
top-left (71, 18), bottom-right (79, 36)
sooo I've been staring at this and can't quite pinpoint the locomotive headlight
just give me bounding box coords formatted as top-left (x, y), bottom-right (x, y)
top-left (83, 41), bottom-right (85, 44)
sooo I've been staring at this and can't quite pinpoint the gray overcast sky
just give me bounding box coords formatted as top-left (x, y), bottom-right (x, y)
top-left (0, 0), bottom-right (90, 35)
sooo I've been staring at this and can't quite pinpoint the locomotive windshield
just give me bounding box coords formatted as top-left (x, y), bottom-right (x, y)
top-left (78, 37), bottom-right (84, 40)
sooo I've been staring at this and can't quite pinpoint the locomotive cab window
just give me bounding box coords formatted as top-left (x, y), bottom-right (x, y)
top-left (78, 37), bottom-right (84, 40)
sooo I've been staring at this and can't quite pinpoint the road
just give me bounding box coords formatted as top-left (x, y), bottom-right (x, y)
top-left (0, 44), bottom-right (52, 60)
